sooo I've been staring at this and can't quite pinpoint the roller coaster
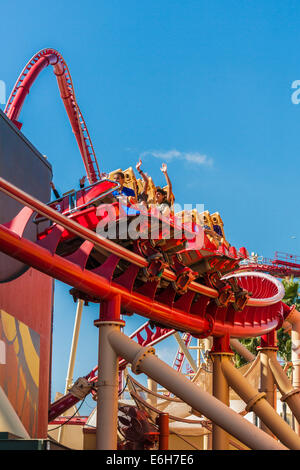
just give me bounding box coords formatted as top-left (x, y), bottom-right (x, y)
top-left (1, 48), bottom-right (300, 451)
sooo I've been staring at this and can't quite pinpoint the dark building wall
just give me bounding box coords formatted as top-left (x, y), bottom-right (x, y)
top-left (0, 109), bottom-right (52, 282)
top-left (0, 110), bottom-right (54, 438)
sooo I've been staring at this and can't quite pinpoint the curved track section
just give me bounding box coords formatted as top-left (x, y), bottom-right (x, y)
top-left (222, 271), bottom-right (285, 306)
top-left (4, 48), bottom-right (100, 184)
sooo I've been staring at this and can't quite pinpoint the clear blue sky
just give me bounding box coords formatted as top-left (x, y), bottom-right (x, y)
top-left (1, 0), bottom-right (300, 412)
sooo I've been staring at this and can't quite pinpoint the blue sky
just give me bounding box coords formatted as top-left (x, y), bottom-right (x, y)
top-left (1, 1), bottom-right (300, 412)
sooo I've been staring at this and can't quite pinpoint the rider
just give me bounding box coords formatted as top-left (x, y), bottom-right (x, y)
top-left (79, 175), bottom-right (87, 189)
top-left (135, 159), bottom-right (149, 205)
top-left (50, 175), bottom-right (88, 200)
top-left (155, 163), bottom-right (174, 215)
top-left (50, 181), bottom-right (61, 199)
top-left (112, 171), bottom-right (136, 199)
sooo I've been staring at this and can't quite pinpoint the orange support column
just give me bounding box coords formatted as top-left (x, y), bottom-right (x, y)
top-left (257, 331), bottom-right (278, 437)
top-left (210, 334), bottom-right (234, 450)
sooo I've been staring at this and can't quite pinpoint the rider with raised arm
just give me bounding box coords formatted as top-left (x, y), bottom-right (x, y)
top-left (135, 159), bottom-right (149, 205)
top-left (155, 163), bottom-right (174, 216)
top-left (50, 181), bottom-right (61, 200)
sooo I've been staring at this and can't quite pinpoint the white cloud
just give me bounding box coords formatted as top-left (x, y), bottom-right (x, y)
top-left (140, 149), bottom-right (213, 166)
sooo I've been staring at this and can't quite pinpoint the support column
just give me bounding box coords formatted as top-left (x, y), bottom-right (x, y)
top-left (268, 355), bottom-right (300, 429)
top-left (65, 299), bottom-right (84, 392)
top-left (147, 378), bottom-right (158, 408)
top-left (204, 336), bottom-right (213, 363)
top-left (94, 295), bottom-right (125, 450)
top-left (58, 298), bottom-right (84, 444)
top-left (203, 430), bottom-right (212, 450)
top-left (291, 325), bottom-right (300, 435)
top-left (157, 413), bottom-right (169, 450)
top-left (230, 338), bottom-right (255, 363)
top-left (174, 332), bottom-right (197, 372)
top-left (221, 356), bottom-right (300, 449)
top-left (257, 331), bottom-right (278, 437)
top-left (210, 335), bottom-right (234, 450)
top-left (282, 306), bottom-right (300, 436)
top-left (107, 328), bottom-right (288, 450)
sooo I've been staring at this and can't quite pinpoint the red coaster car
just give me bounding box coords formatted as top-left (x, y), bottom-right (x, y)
top-left (35, 179), bottom-right (248, 296)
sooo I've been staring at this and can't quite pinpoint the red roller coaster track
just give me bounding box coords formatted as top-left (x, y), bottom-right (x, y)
top-left (4, 48), bottom-right (100, 184)
top-left (1, 49), bottom-right (295, 425)
top-left (239, 252), bottom-right (300, 278)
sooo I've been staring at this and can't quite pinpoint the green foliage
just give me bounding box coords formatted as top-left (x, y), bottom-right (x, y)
top-left (282, 277), bottom-right (300, 308)
top-left (233, 337), bottom-right (260, 368)
top-left (277, 327), bottom-right (291, 362)
top-left (276, 277), bottom-right (300, 363)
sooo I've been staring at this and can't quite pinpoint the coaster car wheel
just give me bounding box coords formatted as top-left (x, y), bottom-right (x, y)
top-left (172, 267), bottom-right (199, 295)
top-left (143, 252), bottom-right (168, 281)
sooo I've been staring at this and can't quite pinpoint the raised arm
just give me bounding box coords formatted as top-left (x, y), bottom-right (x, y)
top-left (136, 159), bottom-right (149, 194)
top-left (79, 175), bottom-right (86, 189)
top-left (50, 181), bottom-right (60, 199)
top-left (160, 163), bottom-right (173, 204)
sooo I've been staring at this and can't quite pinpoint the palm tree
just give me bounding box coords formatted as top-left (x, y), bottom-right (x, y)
top-left (281, 277), bottom-right (300, 308)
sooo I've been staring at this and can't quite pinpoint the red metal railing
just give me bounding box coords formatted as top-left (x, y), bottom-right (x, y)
top-left (239, 252), bottom-right (300, 278)
top-left (274, 252), bottom-right (300, 264)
